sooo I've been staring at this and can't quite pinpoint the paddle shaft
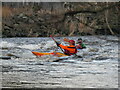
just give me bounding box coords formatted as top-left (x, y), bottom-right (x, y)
top-left (50, 35), bottom-right (57, 43)
top-left (50, 35), bottom-right (64, 53)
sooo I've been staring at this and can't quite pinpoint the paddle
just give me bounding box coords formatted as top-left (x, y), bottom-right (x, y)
top-left (50, 35), bottom-right (64, 53)
top-left (63, 38), bottom-right (70, 42)
top-left (50, 35), bottom-right (58, 43)
top-left (50, 35), bottom-right (82, 58)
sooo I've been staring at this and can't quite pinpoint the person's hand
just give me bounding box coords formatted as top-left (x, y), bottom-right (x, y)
top-left (56, 42), bottom-right (60, 46)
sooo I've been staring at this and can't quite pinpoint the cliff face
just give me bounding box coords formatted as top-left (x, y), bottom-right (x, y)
top-left (2, 2), bottom-right (120, 37)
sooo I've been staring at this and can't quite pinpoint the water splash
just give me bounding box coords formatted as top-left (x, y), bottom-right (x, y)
top-left (0, 41), bottom-right (16, 49)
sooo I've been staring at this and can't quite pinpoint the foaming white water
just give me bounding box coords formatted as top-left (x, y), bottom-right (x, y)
top-left (43, 41), bottom-right (56, 49)
top-left (20, 50), bottom-right (36, 58)
top-left (17, 41), bottom-right (56, 50)
top-left (77, 48), bottom-right (90, 56)
top-left (1, 36), bottom-right (118, 88)
top-left (17, 44), bottom-right (41, 50)
top-left (0, 41), bottom-right (16, 48)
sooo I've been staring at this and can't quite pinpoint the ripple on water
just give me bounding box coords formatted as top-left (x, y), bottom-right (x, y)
top-left (1, 36), bottom-right (118, 88)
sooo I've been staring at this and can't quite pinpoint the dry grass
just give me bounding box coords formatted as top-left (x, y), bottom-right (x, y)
top-left (2, 6), bottom-right (33, 18)
top-left (2, 6), bottom-right (13, 18)
top-left (2, 5), bottom-right (64, 19)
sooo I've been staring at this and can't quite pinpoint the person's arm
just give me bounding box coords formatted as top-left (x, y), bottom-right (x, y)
top-left (76, 45), bottom-right (82, 49)
top-left (82, 43), bottom-right (86, 48)
top-left (56, 42), bottom-right (68, 49)
top-left (59, 44), bottom-right (68, 50)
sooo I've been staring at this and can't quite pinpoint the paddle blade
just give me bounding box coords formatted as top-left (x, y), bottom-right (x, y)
top-left (63, 38), bottom-right (70, 42)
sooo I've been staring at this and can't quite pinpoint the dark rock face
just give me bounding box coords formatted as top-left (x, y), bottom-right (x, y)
top-left (2, 2), bottom-right (120, 37)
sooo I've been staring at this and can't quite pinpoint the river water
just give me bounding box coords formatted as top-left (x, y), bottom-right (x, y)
top-left (1, 36), bottom-right (118, 88)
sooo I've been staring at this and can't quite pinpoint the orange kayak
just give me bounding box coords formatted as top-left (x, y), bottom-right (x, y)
top-left (32, 51), bottom-right (68, 57)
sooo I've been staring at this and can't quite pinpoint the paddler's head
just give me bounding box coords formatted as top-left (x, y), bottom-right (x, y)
top-left (77, 38), bottom-right (82, 44)
top-left (68, 40), bottom-right (75, 45)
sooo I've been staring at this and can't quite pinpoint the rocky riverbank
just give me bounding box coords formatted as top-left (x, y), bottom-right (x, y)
top-left (2, 2), bottom-right (120, 37)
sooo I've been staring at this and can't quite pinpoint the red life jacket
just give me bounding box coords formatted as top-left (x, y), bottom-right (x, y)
top-left (59, 44), bottom-right (77, 56)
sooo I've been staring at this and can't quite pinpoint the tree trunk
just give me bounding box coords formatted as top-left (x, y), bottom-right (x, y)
top-left (105, 2), bottom-right (114, 35)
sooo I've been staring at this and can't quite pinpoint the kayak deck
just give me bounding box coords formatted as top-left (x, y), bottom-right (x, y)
top-left (32, 51), bottom-right (68, 57)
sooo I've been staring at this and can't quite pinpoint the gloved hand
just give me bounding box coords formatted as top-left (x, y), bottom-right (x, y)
top-left (56, 41), bottom-right (60, 46)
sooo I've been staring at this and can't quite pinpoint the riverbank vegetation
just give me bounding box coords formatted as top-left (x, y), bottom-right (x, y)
top-left (2, 2), bottom-right (120, 37)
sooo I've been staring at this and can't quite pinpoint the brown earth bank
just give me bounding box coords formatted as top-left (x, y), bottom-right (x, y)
top-left (2, 2), bottom-right (120, 37)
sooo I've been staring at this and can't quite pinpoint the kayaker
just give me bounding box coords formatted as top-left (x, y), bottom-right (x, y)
top-left (76, 38), bottom-right (86, 49)
top-left (55, 40), bottom-right (77, 56)
top-left (63, 38), bottom-right (86, 49)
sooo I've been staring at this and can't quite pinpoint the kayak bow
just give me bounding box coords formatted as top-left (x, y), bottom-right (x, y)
top-left (32, 51), bottom-right (68, 57)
